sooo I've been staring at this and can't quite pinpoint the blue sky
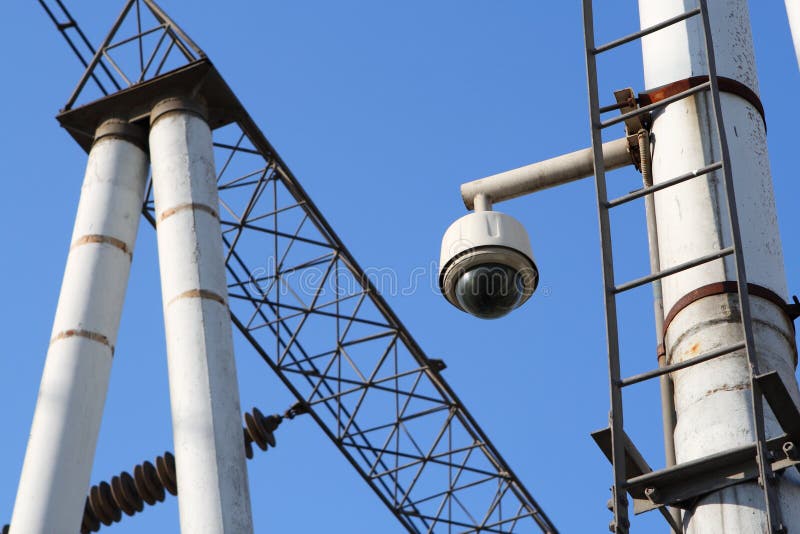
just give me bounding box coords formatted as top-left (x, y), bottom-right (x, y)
top-left (2, 1), bottom-right (799, 532)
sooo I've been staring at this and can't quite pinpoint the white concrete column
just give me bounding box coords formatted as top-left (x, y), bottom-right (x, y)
top-left (785, 0), bottom-right (800, 70)
top-left (149, 96), bottom-right (254, 534)
top-left (10, 119), bottom-right (148, 533)
top-left (638, 1), bottom-right (800, 532)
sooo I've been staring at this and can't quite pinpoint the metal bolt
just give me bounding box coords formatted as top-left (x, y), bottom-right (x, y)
top-left (608, 519), bottom-right (630, 533)
top-left (428, 358), bottom-right (447, 372)
top-left (644, 486), bottom-right (660, 502)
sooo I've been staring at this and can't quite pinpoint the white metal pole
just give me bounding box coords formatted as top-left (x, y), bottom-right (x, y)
top-left (10, 119), bottom-right (148, 534)
top-left (785, 0), bottom-right (800, 69)
top-left (460, 137), bottom-right (631, 209)
top-left (149, 96), bottom-right (254, 534)
top-left (638, 1), bottom-right (800, 531)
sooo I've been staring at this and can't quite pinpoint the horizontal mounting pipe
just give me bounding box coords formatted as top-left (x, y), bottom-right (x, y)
top-left (461, 137), bottom-right (633, 210)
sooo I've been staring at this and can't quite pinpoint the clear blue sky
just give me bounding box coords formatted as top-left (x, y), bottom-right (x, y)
top-left (2, 2), bottom-right (799, 532)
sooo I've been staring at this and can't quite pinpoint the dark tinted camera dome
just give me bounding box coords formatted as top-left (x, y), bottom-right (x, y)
top-left (454, 263), bottom-right (524, 319)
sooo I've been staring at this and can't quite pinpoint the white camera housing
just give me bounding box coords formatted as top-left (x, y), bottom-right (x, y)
top-left (439, 211), bottom-right (538, 319)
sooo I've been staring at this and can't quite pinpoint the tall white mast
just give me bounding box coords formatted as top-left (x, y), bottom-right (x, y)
top-left (10, 120), bottom-right (149, 532)
top-left (785, 0), bottom-right (800, 69)
top-left (149, 96), bottom-right (254, 534)
top-left (638, 0), bottom-right (800, 530)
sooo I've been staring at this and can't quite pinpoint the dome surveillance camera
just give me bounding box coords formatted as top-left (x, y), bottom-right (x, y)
top-left (439, 211), bottom-right (538, 319)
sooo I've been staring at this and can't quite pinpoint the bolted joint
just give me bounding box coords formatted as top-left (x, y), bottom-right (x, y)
top-left (644, 486), bottom-right (660, 503)
top-left (428, 358), bottom-right (447, 372)
top-left (608, 519), bottom-right (630, 534)
top-left (783, 441), bottom-right (798, 461)
top-left (284, 400), bottom-right (310, 420)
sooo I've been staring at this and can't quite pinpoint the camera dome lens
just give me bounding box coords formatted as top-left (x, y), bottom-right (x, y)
top-left (454, 263), bottom-right (524, 319)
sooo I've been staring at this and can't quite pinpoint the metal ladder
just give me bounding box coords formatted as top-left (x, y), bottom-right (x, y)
top-left (581, 1), bottom-right (799, 532)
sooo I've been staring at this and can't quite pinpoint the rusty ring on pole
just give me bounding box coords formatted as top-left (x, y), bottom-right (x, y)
top-left (149, 95), bottom-right (209, 127)
top-left (656, 343), bottom-right (666, 364)
top-left (639, 76), bottom-right (766, 131)
top-left (49, 328), bottom-right (115, 357)
top-left (663, 282), bottom-right (793, 333)
top-left (93, 118), bottom-right (148, 152)
top-left (663, 282), bottom-right (797, 363)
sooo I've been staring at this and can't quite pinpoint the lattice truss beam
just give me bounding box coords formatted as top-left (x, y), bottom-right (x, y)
top-left (140, 121), bottom-right (555, 533)
top-left (41, 0), bottom-right (204, 112)
top-left (40, 0), bottom-right (558, 532)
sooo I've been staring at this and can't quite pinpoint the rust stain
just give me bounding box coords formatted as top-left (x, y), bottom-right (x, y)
top-left (50, 329), bottom-right (114, 355)
top-left (157, 202), bottom-right (218, 223)
top-left (638, 76), bottom-right (765, 129)
top-left (167, 288), bottom-right (226, 307)
top-left (688, 342), bottom-right (701, 356)
top-left (71, 234), bottom-right (132, 261)
top-left (704, 383), bottom-right (749, 396)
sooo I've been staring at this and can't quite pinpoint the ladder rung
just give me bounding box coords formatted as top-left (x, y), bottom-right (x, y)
top-left (614, 246), bottom-right (734, 294)
top-left (607, 161), bottom-right (723, 208)
top-left (599, 81), bottom-right (711, 129)
top-left (593, 8), bottom-right (701, 55)
top-left (620, 341), bottom-right (745, 387)
top-left (599, 101), bottom-right (629, 114)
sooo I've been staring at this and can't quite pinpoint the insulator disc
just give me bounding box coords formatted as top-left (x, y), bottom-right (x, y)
top-left (111, 472), bottom-right (143, 515)
top-left (253, 409), bottom-right (277, 448)
top-left (244, 428), bottom-right (254, 459)
top-left (157, 452), bottom-right (178, 496)
top-left (245, 412), bottom-right (268, 451)
top-left (90, 482), bottom-right (120, 525)
top-left (134, 461), bottom-right (165, 504)
top-left (81, 497), bottom-right (100, 533)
